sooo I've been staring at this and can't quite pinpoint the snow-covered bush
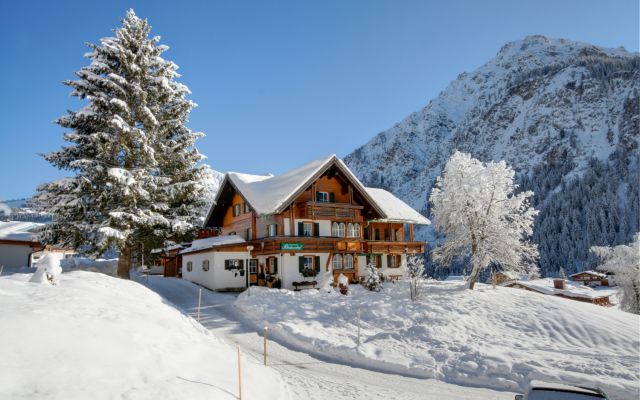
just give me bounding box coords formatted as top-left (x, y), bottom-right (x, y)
top-left (362, 263), bottom-right (382, 292)
top-left (406, 254), bottom-right (425, 300)
top-left (591, 234), bottom-right (640, 314)
top-left (29, 253), bottom-right (62, 285)
top-left (429, 151), bottom-right (539, 289)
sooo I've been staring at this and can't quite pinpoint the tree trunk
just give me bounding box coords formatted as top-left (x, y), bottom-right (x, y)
top-left (468, 238), bottom-right (480, 290)
top-left (117, 244), bottom-right (132, 279)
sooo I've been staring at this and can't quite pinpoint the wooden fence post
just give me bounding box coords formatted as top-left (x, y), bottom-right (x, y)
top-left (237, 345), bottom-right (243, 400)
top-left (263, 326), bottom-right (268, 366)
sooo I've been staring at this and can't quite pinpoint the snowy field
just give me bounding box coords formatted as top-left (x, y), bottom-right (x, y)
top-left (0, 271), bottom-right (288, 400)
top-left (235, 280), bottom-right (640, 399)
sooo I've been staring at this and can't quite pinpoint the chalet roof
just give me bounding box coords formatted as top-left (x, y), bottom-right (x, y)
top-left (0, 221), bottom-right (43, 242)
top-left (204, 155), bottom-right (430, 226)
top-left (569, 270), bottom-right (607, 279)
top-left (179, 235), bottom-right (246, 255)
top-left (505, 278), bottom-right (614, 300)
top-left (365, 188), bottom-right (431, 225)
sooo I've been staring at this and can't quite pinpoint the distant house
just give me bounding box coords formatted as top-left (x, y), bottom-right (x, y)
top-left (503, 278), bottom-right (613, 306)
top-left (181, 155), bottom-right (430, 292)
top-left (569, 270), bottom-right (609, 286)
top-left (151, 243), bottom-right (188, 278)
top-left (0, 221), bottom-right (74, 268)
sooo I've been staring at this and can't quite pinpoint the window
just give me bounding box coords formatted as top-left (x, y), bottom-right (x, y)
top-left (267, 224), bottom-right (277, 237)
top-left (244, 203), bottom-right (251, 213)
top-left (316, 191), bottom-right (329, 203)
top-left (331, 222), bottom-right (345, 237)
top-left (332, 254), bottom-right (343, 270)
top-left (303, 222), bottom-right (313, 237)
top-left (374, 228), bottom-right (381, 241)
top-left (224, 259), bottom-right (244, 270)
top-left (233, 204), bottom-right (241, 217)
top-left (347, 223), bottom-right (360, 238)
top-left (267, 257), bottom-right (278, 274)
top-left (299, 255), bottom-right (320, 277)
top-left (345, 254), bottom-right (354, 270)
top-left (367, 254), bottom-right (381, 268)
top-left (202, 259), bottom-right (210, 271)
top-left (388, 255), bottom-right (400, 268)
top-left (186, 261), bottom-right (193, 272)
top-left (245, 228), bottom-right (252, 241)
top-left (248, 259), bottom-right (258, 274)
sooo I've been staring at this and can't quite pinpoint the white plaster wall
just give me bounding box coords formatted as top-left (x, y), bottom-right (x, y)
top-left (0, 244), bottom-right (33, 268)
top-left (279, 253), bottom-right (331, 289)
top-left (182, 251), bottom-right (249, 291)
top-left (356, 254), bottom-right (407, 278)
top-left (289, 219), bottom-right (331, 237)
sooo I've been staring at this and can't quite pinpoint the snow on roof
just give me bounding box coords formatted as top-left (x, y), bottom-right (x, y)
top-left (511, 278), bottom-right (615, 300)
top-left (569, 270), bottom-right (607, 279)
top-left (365, 188), bottom-right (431, 225)
top-left (150, 243), bottom-right (185, 254)
top-left (180, 235), bottom-right (246, 254)
top-left (227, 155), bottom-right (338, 216)
top-left (0, 221), bottom-right (44, 242)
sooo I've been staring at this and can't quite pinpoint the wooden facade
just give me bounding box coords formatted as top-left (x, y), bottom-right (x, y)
top-left (186, 156), bottom-right (429, 291)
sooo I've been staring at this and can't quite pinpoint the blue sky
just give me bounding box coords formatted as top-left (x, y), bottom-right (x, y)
top-left (0, 0), bottom-right (637, 200)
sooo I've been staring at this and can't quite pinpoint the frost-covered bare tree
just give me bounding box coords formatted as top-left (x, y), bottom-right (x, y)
top-left (35, 10), bottom-right (206, 278)
top-left (429, 152), bottom-right (539, 289)
top-left (406, 254), bottom-right (425, 301)
top-left (591, 234), bottom-right (640, 314)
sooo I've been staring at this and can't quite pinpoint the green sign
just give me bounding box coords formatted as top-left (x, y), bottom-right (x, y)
top-left (281, 242), bottom-right (304, 251)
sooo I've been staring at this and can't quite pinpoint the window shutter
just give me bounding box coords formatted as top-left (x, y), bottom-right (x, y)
top-left (239, 260), bottom-right (244, 268)
top-left (314, 256), bottom-right (320, 275)
top-left (387, 255), bottom-right (392, 268)
top-left (273, 257), bottom-right (278, 274)
top-left (329, 192), bottom-right (335, 203)
top-left (316, 191), bottom-right (321, 202)
top-left (225, 260), bottom-right (230, 270)
top-left (298, 222), bottom-right (304, 236)
top-left (313, 223), bottom-right (320, 237)
top-left (299, 256), bottom-right (305, 273)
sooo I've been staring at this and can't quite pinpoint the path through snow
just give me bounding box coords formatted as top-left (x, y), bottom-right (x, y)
top-left (141, 276), bottom-right (515, 400)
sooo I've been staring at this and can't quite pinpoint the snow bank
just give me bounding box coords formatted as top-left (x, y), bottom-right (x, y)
top-left (60, 257), bottom-right (119, 276)
top-left (0, 271), bottom-right (289, 400)
top-left (234, 281), bottom-right (639, 399)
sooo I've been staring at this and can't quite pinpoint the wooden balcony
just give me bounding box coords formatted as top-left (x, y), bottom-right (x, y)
top-left (364, 241), bottom-right (424, 254)
top-left (296, 201), bottom-right (363, 220)
top-left (248, 237), bottom-right (424, 255)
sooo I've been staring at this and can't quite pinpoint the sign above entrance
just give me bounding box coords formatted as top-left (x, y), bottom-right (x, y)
top-left (281, 242), bottom-right (304, 251)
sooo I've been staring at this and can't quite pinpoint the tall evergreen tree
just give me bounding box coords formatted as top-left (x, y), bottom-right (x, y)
top-left (36, 10), bottom-right (206, 278)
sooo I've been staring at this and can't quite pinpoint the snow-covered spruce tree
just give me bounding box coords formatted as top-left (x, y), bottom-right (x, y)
top-left (429, 152), bottom-right (539, 290)
top-left (406, 254), bottom-right (425, 301)
top-left (362, 263), bottom-right (383, 292)
top-left (558, 267), bottom-right (567, 279)
top-left (591, 234), bottom-right (640, 314)
top-left (35, 10), bottom-right (206, 278)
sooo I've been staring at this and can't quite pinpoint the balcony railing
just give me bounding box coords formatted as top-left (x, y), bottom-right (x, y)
top-left (248, 237), bottom-right (424, 255)
top-left (296, 201), bottom-right (363, 220)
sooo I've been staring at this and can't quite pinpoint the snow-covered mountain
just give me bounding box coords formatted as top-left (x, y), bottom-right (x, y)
top-left (344, 35), bottom-right (639, 276)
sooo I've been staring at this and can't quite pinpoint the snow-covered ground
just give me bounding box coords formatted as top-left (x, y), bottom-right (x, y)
top-left (235, 280), bottom-right (640, 400)
top-left (0, 271), bottom-right (288, 400)
top-left (141, 275), bottom-right (516, 399)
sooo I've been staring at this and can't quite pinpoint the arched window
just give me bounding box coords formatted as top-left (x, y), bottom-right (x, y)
top-left (332, 254), bottom-right (342, 270)
top-left (347, 223), bottom-right (360, 238)
top-left (332, 222), bottom-right (345, 237)
top-left (345, 254), bottom-right (354, 270)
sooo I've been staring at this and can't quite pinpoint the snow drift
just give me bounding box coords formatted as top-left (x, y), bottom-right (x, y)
top-left (235, 282), bottom-right (639, 399)
top-left (0, 271), bottom-right (289, 400)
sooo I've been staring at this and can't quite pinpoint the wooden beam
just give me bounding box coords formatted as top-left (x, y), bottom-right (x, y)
top-left (409, 224), bottom-right (414, 241)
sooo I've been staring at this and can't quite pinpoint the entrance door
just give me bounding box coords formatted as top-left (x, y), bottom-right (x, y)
top-left (248, 259), bottom-right (258, 286)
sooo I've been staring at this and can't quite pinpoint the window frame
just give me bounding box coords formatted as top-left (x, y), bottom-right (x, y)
top-left (244, 203), bottom-right (251, 214)
top-left (317, 191), bottom-right (329, 203)
top-left (202, 259), bottom-right (210, 271)
top-left (347, 223), bottom-right (360, 238)
top-left (303, 256), bottom-right (315, 276)
top-left (233, 204), bottom-right (242, 217)
top-left (345, 254), bottom-right (354, 270)
top-left (267, 224), bottom-right (278, 237)
top-left (186, 261), bottom-right (193, 272)
top-left (332, 222), bottom-right (345, 237)
top-left (303, 222), bottom-right (313, 237)
top-left (332, 254), bottom-right (343, 270)
top-left (248, 259), bottom-right (258, 274)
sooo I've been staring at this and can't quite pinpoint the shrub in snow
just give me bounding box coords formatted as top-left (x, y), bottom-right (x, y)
top-left (362, 263), bottom-right (382, 292)
top-left (34, 9), bottom-right (207, 279)
top-left (29, 254), bottom-right (62, 285)
top-left (429, 151), bottom-right (539, 289)
top-left (337, 273), bottom-right (349, 295)
top-left (406, 254), bottom-right (425, 300)
top-left (591, 233), bottom-right (640, 314)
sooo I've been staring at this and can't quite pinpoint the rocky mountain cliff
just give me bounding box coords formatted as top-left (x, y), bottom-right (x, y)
top-left (344, 35), bottom-right (639, 276)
